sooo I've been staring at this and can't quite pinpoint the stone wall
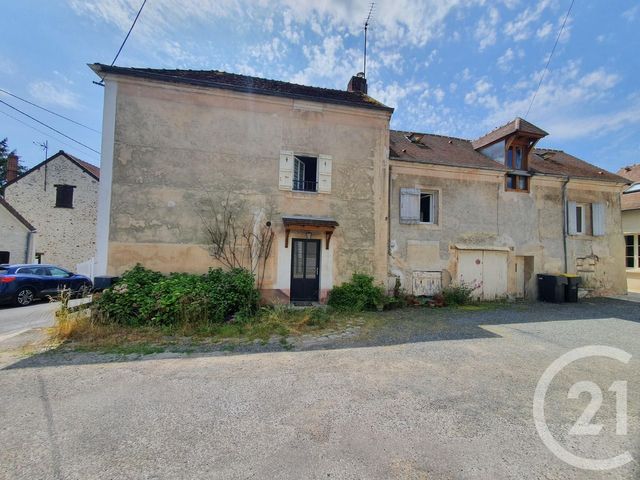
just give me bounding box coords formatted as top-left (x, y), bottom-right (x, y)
top-left (4, 155), bottom-right (99, 271)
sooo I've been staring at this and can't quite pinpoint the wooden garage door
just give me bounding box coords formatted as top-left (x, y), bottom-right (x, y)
top-left (457, 250), bottom-right (508, 300)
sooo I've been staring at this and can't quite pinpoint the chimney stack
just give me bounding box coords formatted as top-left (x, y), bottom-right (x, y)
top-left (347, 72), bottom-right (367, 94)
top-left (6, 154), bottom-right (19, 183)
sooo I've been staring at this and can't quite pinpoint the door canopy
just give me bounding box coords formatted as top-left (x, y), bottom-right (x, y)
top-left (282, 215), bottom-right (339, 250)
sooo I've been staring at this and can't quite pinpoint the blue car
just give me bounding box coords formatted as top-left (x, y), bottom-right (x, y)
top-left (0, 264), bottom-right (93, 307)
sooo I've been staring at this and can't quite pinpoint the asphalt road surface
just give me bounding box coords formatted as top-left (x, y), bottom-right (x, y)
top-left (1, 299), bottom-right (638, 479)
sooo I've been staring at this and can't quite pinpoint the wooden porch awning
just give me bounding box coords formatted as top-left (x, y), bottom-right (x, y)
top-left (282, 215), bottom-right (339, 249)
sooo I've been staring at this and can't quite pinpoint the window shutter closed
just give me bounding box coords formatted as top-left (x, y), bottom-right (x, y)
top-left (567, 201), bottom-right (577, 235)
top-left (318, 154), bottom-right (332, 193)
top-left (400, 188), bottom-right (421, 224)
top-left (279, 151), bottom-right (294, 190)
top-left (592, 202), bottom-right (605, 236)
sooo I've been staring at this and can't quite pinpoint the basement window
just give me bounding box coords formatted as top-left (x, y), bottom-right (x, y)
top-left (55, 184), bottom-right (75, 208)
top-left (293, 156), bottom-right (318, 192)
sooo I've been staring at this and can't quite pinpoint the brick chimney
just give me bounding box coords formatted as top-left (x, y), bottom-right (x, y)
top-left (347, 72), bottom-right (367, 94)
top-left (6, 154), bottom-right (19, 183)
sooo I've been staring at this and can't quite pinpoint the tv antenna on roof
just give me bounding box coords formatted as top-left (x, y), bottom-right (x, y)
top-left (363, 2), bottom-right (375, 79)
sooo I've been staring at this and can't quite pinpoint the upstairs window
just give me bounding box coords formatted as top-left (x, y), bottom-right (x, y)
top-left (55, 184), bottom-right (75, 208)
top-left (505, 174), bottom-right (529, 192)
top-left (506, 145), bottom-right (525, 170)
top-left (567, 202), bottom-right (605, 236)
top-left (292, 156), bottom-right (318, 192)
top-left (420, 192), bottom-right (435, 223)
top-left (400, 188), bottom-right (438, 225)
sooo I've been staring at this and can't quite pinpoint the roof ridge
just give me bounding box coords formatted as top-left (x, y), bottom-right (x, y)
top-left (391, 129), bottom-right (470, 142)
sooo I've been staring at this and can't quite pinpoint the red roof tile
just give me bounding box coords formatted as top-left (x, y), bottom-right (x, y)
top-left (471, 117), bottom-right (548, 150)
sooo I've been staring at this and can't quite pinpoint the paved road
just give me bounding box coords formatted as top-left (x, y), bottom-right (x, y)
top-left (0, 298), bottom-right (90, 344)
top-left (0, 300), bottom-right (638, 479)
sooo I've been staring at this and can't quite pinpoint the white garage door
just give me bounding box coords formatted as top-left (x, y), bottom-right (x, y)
top-left (457, 250), bottom-right (508, 300)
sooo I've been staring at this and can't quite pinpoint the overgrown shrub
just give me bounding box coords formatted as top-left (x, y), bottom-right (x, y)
top-left (94, 264), bottom-right (259, 326)
top-left (327, 274), bottom-right (385, 312)
top-left (441, 281), bottom-right (478, 306)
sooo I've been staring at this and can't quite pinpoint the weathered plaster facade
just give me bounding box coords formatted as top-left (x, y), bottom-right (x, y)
top-left (93, 66), bottom-right (627, 302)
top-left (99, 75), bottom-right (390, 300)
top-left (389, 165), bottom-right (627, 299)
top-left (3, 153), bottom-right (99, 270)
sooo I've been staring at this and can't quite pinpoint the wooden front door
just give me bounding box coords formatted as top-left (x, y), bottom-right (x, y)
top-left (290, 239), bottom-right (320, 302)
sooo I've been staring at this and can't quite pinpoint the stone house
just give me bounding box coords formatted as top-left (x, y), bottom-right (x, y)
top-left (617, 164), bottom-right (640, 292)
top-left (2, 151), bottom-right (100, 271)
top-left (0, 196), bottom-right (36, 264)
top-left (91, 64), bottom-right (628, 301)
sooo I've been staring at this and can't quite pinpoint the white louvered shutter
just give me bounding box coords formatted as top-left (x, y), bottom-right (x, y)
top-left (592, 202), bottom-right (605, 236)
top-left (400, 188), bottom-right (421, 224)
top-left (279, 151), bottom-right (294, 190)
top-left (567, 201), bottom-right (578, 235)
top-left (318, 154), bottom-right (332, 193)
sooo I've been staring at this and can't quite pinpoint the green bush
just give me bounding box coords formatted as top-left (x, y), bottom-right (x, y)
top-left (441, 281), bottom-right (477, 306)
top-left (94, 265), bottom-right (259, 326)
top-left (327, 273), bottom-right (385, 312)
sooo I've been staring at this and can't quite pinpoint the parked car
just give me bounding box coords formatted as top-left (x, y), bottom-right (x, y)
top-left (0, 264), bottom-right (93, 307)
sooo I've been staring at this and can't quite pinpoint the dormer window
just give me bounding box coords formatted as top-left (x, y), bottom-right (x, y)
top-left (506, 145), bottom-right (525, 170)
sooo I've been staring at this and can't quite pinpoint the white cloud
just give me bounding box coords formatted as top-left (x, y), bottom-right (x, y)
top-left (504, 0), bottom-right (552, 41)
top-left (623, 5), bottom-right (639, 22)
top-left (474, 6), bottom-right (500, 51)
top-left (497, 48), bottom-right (515, 71)
top-left (464, 78), bottom-right (498, 109)
top-left (369, 80), bottom-right (427, 109)
top-left (28, 81), bottom-right (80, 109)
top-left (290, 35), bottom-right (359, 88)
top-left (480, 63), bottom-right (631, 141)
top-left (536, 22), bottom-right (553, 39)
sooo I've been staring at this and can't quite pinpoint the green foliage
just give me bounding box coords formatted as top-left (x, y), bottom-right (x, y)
top-left (441, 281), bottom-right (477, 306)
top-left (94, 264), bottom-right (259, 326)
top-left (327, 274), bottom-right (385, 312)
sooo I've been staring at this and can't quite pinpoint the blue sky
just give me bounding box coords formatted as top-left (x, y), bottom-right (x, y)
top-left (2, 0), bottom-right (639, 173)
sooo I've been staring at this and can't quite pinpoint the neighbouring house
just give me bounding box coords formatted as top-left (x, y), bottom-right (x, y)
top-left (2, 151), bottom-right (100, 271)
top-left (390, 119), bottom-right (629, 300)
top-left (617, 164), bottom-right (640, 292)
top-left (0, 196), bottom-right (36, 264)
top-left (91, 64), bottom-right (628, 301)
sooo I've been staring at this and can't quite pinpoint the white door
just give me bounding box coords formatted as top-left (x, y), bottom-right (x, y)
top-left (457, 250), bottom-right (508, 300)
top-left (457, 251), bottom-right (484, 300)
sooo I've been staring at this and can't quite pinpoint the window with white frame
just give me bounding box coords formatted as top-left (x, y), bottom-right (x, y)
top-left (625, 234), bottom-right (639, 269)
top-left (400, 188), bottom-right (438, 224)
top-left (279, 151), bottom-right (332, 193)
top-left (567, 201), bottom-right (605, 236)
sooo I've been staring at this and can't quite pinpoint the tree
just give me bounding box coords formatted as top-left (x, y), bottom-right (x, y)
top-left (0, 138), bottom-right (25, 192)
top-left (198, 192), bottom-right (275, 289)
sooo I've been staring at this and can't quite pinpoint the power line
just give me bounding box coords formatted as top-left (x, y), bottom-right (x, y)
top-left (0, 108), bottom-right (100, 161)
top-left (0, 87), bottom-right (101, 133)
top-left (524, 0), bottom-right (575, 118)
top-left (111, 0), bottom-right (148, 66)
top-left (0, 99), bottom-right (101, 155)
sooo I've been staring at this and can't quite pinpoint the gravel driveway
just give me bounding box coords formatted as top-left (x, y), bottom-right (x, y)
top-left (1, 298), bottom-right (638, 479)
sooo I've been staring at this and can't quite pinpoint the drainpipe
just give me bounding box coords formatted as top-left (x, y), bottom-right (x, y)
top-left (25, 230), bottom-right (35, 263)
top-left (561, 176), bottom-right (570, 273)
